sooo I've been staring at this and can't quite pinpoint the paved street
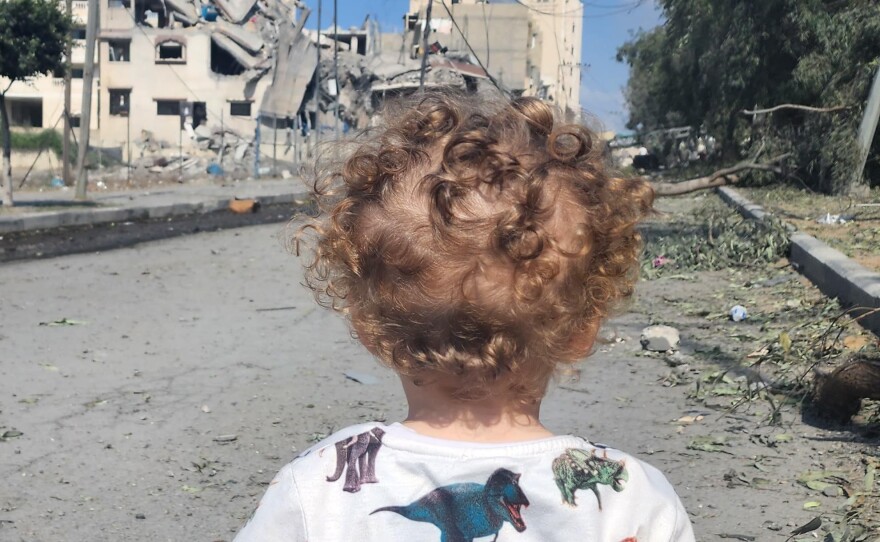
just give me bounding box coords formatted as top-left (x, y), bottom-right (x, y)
top-left (0, 211), bottom-right (873, 541)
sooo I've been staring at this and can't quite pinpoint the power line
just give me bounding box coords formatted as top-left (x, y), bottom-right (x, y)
top-left (510, 0), bottom-right (645, 18)
top-left (438, 0), bottom-right (509, 97)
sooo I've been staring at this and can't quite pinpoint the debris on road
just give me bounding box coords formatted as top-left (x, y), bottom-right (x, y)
top-left (729, 305), bottom-right (748, 322)
top-left (640, 325), bottom-right (681, 352)
top-left (343, 370), bottom-right (379, 385)
top-left (229, 198), bottom-right (261, 214)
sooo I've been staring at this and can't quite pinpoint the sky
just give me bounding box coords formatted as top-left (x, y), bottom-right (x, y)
top-left (299, 0), bottom-right (663, 132)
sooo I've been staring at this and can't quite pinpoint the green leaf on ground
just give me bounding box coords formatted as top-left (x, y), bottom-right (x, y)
top-left (687, 435), bottom-right (733, 454)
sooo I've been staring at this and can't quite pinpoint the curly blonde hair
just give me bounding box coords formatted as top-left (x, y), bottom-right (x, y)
top-left (297, 90), bottom-right (653, 402)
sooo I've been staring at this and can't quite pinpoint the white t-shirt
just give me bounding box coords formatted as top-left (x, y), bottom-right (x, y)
top-left (234, 422), bottom-right (695, 542)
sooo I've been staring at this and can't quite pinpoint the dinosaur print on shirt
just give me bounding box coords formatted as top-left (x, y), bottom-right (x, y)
top-left (325, 427), bottom-right (385, 493)
top-left (371, 468), bottom-right (529, 542)
top-left (552, 448), bottom-right (627, 509)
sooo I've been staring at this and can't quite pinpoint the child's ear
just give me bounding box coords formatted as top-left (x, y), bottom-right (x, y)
top-left (569, 318), bottom-right (600, 357)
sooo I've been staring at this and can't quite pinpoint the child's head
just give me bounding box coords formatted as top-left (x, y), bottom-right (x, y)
top-left (299, 90), bottom-right (652, 403)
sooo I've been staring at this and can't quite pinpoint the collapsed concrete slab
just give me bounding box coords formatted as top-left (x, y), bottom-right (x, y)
top-left (164, 0), bottom-right (200, 25)
top-left (211, 33), bottom-right (262, 70)
top-left (214, 0), bottom-right (258, 24)
top-left (259, 9), bottom-right (316, 120)
top-left (214, 20), bottom-right (265, 53)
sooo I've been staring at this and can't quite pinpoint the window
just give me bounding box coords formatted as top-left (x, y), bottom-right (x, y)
top-left (156, 100), bottom-right (181, 116)
top-left (229, 101), bottom-right (252, 117)
top-left (71, 66), bottom-right (84, 78)
top-left (156, 40), bottom-right (185, 63)
top-left (70, 115), bottom-right (81, 128)
top-left (109, 89), bottom-right (131, 116)
top-left (6, 98), bottom-right (43, 127)
top-left (71, 27), bottom-right (86, 40)
top-left (108, 40), bottom-right (130, 61)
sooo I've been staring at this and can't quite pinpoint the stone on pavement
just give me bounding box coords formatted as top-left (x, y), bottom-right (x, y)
top-left (640, 325), bottom-right (681, 352)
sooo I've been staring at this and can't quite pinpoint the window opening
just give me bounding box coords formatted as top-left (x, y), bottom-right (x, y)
top-left (229, 101), bottom-right (252, 117)
top-left (156, 100), bottom-right (181, 116)
top-left (109, 89), bottom-right (131, 116)
top-left (156, 41), bottom-right (185, 63)
top-left (108, 40), bottom-right (130, 61)
top-left (6, 98), bottom-right (43, 127)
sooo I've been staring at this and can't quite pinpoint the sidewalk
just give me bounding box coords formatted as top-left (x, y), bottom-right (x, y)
top-left (0, 179), bottom-right (305, 235)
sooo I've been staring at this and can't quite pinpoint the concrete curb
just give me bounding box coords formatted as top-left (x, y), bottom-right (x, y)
top-left (717, 186), bottom-right (880, 335)
top-left (0, 192), bottom-right (302, 235)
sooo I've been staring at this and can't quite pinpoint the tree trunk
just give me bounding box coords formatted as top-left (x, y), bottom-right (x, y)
top-left (722, 111), bottom-right (739, 161)
top-left (0, 93), bottom-right (13, 207)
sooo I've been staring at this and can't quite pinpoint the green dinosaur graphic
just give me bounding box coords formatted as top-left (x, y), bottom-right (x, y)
top-left (552, 448), bottom-right (627, 509)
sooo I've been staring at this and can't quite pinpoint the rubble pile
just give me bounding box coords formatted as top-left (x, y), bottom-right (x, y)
top-left (314, 48), bottom-right (486, 131)
top-left (104, 0), bottom-right (492, 182)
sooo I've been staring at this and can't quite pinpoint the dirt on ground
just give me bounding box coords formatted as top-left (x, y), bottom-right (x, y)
top-left (0, 192), bottom-right (877, 542)
top-left (740, 185), bottom-right (880, 273)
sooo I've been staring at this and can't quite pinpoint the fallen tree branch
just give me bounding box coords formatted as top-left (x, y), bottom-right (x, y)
top-left (742, 104), bottom-right (851, 115)
top-left (649, 153), bottom-right (791, 197)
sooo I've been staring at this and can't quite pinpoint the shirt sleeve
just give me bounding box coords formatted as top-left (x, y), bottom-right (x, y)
top-left (233, 464), bottom-right (307, 542)
top-left (668, 494), bottom-right (696, 542)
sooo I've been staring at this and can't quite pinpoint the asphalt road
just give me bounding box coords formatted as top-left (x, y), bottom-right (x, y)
top-left (0, 215), bottom-right (872, 541)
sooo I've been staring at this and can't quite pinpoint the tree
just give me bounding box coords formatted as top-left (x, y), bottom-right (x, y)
top-left (617, 0), bottom-right (880, 194)
top-left (0, 0), bottom-right (71, 206)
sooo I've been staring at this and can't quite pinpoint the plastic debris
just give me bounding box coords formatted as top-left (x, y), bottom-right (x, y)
top-left (652, 255), bottom-right (669, 268)
top-left (729, 305), bottom-right (748, 322)
top-left (816, 213), bottom-right (851, 225)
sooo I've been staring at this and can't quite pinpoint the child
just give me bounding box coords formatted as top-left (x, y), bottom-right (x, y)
top-left (234, 91), bottom-right (695, 542)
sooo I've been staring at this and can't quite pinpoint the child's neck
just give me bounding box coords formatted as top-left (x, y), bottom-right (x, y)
top-left (398, 377), bottom-right (554, 443)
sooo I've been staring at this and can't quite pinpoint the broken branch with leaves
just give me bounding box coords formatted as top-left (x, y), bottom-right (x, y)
top-left (646, 154), bottom-right (791, 197)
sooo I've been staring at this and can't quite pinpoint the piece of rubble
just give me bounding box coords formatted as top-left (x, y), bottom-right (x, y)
top-left (640, 325), bottom-right (681, 352)
top-left (213, 0), bottom-right (257, 24)
top-left (229, 198), bottom-right (260, 214)
top-left (664, 351), bottom-right (691, 367)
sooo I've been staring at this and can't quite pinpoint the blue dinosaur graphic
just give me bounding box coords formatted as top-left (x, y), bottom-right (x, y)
top-left (371, 468), bottom-right (529, 542)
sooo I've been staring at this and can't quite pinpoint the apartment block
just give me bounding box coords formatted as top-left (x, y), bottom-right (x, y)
top-left (405, 0), bottom-right (583, 116)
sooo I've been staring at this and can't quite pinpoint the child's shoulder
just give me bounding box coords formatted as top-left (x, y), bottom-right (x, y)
top-left (289, 422), bottom-right (385, 462)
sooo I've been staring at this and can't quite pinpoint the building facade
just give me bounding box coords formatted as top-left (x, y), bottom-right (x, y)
top-left (1, 0), bottom-right (307, 164)
top-left (405, 0), bottom-right (583, 117)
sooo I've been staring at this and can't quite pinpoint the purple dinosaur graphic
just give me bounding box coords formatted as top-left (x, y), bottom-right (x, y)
top-left (326, 427), bottom-right (385, 492)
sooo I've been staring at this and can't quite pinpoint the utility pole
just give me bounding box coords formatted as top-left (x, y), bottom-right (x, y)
top-left (419, 0), bottom-right (433, 91)
top-left (313, 0), bottom-right (322, 151)
top-left (74, 0), bottom-right (99, 200)
top-left (62, 0), bottom-right (72, 186)
top-left (333, 0), bottom-right (339, 139)
top-left (851, 63), bottom-right (880, 195)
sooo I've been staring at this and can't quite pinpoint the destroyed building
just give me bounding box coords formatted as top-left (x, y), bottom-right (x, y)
top-left (404, 0), bottom-right (584, 117)
top-left (2, 0), bottom-right (583, 180)
top-left (2, 0), bottom-right (319, 176)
